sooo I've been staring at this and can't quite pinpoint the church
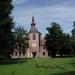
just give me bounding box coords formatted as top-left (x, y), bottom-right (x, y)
top-left (11, 17), bottom-right (48, 58)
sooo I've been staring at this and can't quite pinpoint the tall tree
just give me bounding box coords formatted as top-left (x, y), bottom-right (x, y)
top-left (0, 0), bottom-right (14, 58)
top-left (72, 21), bottom-right (75, 38)
top-left (45, 22), bottom-right (72, 57)
top-left (59, 33), bottom-right (72, 57)
top-left (45, 22), bottom-right (63, 57)
top-left (71, 21), bottom-right (75, 56)
top-left (14, 26), bottom-right (28, 53)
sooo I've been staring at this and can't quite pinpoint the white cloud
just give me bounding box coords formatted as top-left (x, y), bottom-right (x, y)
top-left (12, 5), bottom-right (75, 36)
top-left (12, 0), bottom-right (27, 5)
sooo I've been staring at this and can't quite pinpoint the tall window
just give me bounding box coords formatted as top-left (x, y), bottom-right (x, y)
top-left (43, 52), bottom-right (45, 56)
top-left (15, 52), bottom-right (17, 56)
top-left (33, 33), bottom-right (36, 40)
top-left (23, 52), bottom-right (25, 56)
top-left (19, 52), bottom-right (21, 56)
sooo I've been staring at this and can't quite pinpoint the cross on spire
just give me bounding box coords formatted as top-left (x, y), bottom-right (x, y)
top-left (31, 16), bottom-right (35, 26)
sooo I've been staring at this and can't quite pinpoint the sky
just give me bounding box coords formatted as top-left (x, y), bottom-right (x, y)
top-left (12, 0), bottom-right (75, 36)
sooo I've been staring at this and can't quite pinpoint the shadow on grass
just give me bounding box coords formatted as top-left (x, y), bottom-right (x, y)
top-left (0, 58), bottom-right (27, 65)
top-left (36, 64), bottom-right (66, 70)
top-left (68, 59), bottom-right (75, 68)
top-left (54, 71), bottom-right (75, 75)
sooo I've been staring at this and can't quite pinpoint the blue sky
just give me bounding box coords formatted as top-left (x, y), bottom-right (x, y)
top-left (12, 0), bottom-right (75, 36)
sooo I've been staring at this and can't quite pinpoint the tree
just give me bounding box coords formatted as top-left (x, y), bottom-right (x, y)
top-left (0, 0), bottom-right (14, 58)
top-left (59, 33), bottom-right (72, 57)
top-left (14, 26), bottom-right (29, 53)
top-left (45, 22), bottom-right (63, 57)
top-left (72, 21), bottom-right (75, 38)
top-left (45, 22), bottom-right (72, 57)
top-left (71, 21), bottom-right (75, 56)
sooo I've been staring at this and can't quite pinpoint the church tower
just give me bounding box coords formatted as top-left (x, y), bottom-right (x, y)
top-left (11, 17), bottom-right (48, 58)
top-left (27, 17), bottom-right (41, 58)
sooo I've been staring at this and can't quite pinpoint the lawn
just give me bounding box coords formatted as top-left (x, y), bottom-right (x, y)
top-left (0, 58), bottom-right (75, 75)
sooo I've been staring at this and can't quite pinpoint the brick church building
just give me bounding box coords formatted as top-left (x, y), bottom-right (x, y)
top-left (11, 17), bottom-right (48, 58)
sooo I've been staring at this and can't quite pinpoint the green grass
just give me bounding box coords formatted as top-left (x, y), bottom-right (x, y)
top-left (0, 58), bottom-right (75, 75)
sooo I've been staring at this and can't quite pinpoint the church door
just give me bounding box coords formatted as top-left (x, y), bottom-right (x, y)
top-left (32, 52), bottom-right (37, 58)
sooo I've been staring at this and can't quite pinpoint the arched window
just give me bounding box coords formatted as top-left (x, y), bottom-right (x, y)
top-left (33, 33), bottom-right (36, 40)
top-left (43, 52), bottom-right (45, 56)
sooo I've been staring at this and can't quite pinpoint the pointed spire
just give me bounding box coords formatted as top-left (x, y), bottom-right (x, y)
top-left (29, 17), bottom-right (39, 33)
top-left (31, 16), bottom-right (35, 26)
top-left (32, 16), bottom-right (34, 21)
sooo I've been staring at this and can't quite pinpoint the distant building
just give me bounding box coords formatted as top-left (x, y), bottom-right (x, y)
top-left (11, 17), bottom-right (48, 58)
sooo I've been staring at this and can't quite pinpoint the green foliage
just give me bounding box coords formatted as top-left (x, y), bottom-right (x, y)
top-left (58, 33), bottom-right (72, 56)
top-left (71, 21), bottom-right (75, 38)
top-left (45, 22), bottom-right (63, 57)
top-left (14, 26), bottom-right (29, 51)
top-left (45, 22), bottom-right (72, 57)
top-left (71, 21), bottom-right (75, 55)
top-left (0, 0), bottom-right (14, 57)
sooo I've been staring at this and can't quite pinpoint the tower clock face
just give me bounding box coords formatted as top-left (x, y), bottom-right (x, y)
top-left (32, 42), bottom-right (37, 47)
